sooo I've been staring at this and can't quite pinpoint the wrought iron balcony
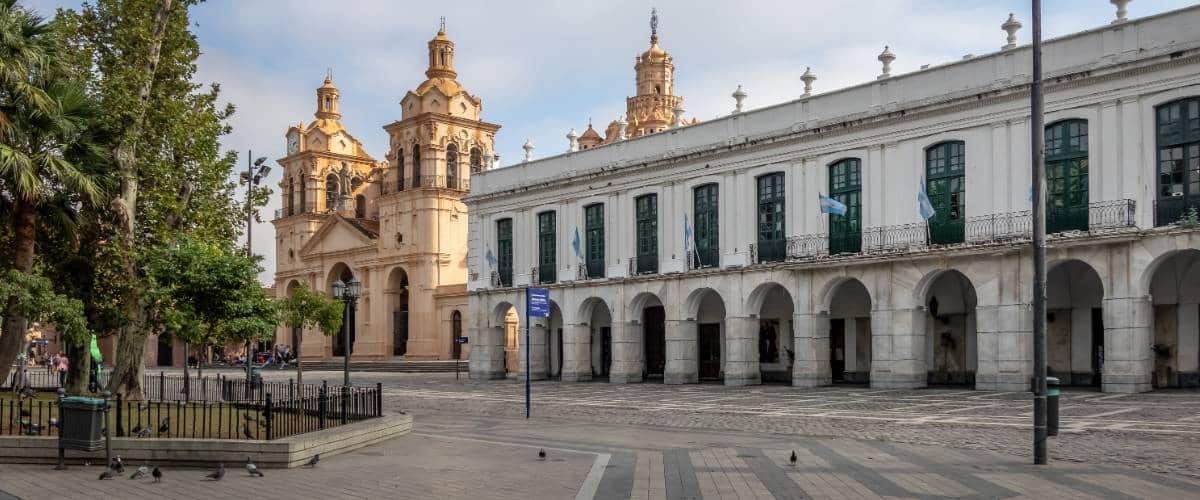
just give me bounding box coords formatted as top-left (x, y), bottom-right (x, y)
top-left (635, 254), bottom-right (658, 274)
top-left (585, 259), bottom-right (605, 279)
top-left (537, 264), bottom-right (556, 284)
top-left (745, 199), bottom-right (1136, 266)
top-left (1155, 195), bottom-right (1200, 227)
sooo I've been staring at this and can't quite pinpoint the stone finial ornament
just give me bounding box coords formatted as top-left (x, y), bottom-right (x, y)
top-left (672, 101), bottom-right (686, 128)
top-left (522, 139), bottom-right (534, 162)
top-left (877, 46), bottom-right (895, 80)
top-left (731, 85), bottom-right (747, 114)
top-left (801, 67), bottom-right (816, 96)
top-left (1002, 13), bottom-right (1022, 50)
top-left (616, 115), bottom-right (628, 141)
top-left (566, 128), bottom-right (579, 152)
top-left (1112, 0), bottom-right (1131, 24)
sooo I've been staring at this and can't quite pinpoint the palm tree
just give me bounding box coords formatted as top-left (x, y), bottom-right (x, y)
top-left (0, 0), bottom-right (104, 385)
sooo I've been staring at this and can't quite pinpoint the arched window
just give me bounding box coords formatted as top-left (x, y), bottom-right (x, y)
top-left (1155, 98), bottom-right (1200, 226)
top-left (470, 147), bottom-right (483, 174)
top-left (325, 174), bottom-right (338, 211)
top-left (299, 176), bottom-right (306, 213)
top-left (451, 310), bottom-right (463, 359)
top-left (324, 96), bottom-right (331, 110)
top-left (925, 142), bottom-right (965, 244)
top-left (446, 143), bottom-right (459, 190)
top-left (355, 195), bottom-right (366, 218)
top-left (395, 146), bottom-right (405, 192)
top-left (411, 145), bottom-right (422, 188)
top-left (286, 176), bottom-right (295, 216)
top-left (1046, 120), bottom-right (1088, 232)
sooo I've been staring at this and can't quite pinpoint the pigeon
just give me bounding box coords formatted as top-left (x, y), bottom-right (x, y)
top-left (242, 421), bottom-right (255, 440)
top-left (537, 449), bottom-right (546, 461)
top-left (245, 457), bottom-right (264, 477)
top-left (48, 417), bottom-right (59, 429)
top-left (112, 456), bottom-right (125, 474)
top-left (157, 416), bottom-right (170, 436)
top-left (131, 423), bottom-right (144, 435)
top-left (205, 463), bottom-right (225, 481)
top-left (19, 386), bottom-right (35, 399)
top-left (137, 426), bottom-right (151, 438)
top-left (130, 465), bottom-right (149, 480)
top-left (151, 467), bottom-right (162, 483)
top-left (790, 450), bottom-right (798, 466)
top-left (98, 469), bottom-right (115, 480)
top-left (303, 454), bottom-right (320, 468)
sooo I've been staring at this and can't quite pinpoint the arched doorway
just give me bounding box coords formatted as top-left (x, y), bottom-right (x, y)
top-left (1047, 260), bottom-right (1105, 387)
top-left (629, 293), bottom-right (666, 382)
top-left (1148, 249), bottom-right (1200, 388)
top-left (750, 284), bottom-right (794, 384)
top-left (688, 288), bottom-right (726, 382)
top-left (503, 306), bottom-right (519, 376)
top-left (388, 268), bottom-right (410, 356)
top-left (922, 270), bottom-right (978, 387)
top-left (328, 264), bottom-right (356, 357)
top-left (579, 298), bottom-right (613, 379)
top-left (826, 279), bottom-right (872, 384)
top-left (451, 310), bottom-right (463, 359)
top-left (548, 302), bottom-right (564, 379)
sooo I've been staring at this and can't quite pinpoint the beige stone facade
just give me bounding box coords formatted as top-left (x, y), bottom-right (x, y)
top-left (272, 26), bottom-right (496, 361)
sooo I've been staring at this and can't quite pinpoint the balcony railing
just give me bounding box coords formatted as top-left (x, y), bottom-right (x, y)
top-left (635, 254), bottom-right (658, 274)
top-left (537, 264), bottom-right (556, 284)
top-left (756, 239), bottom-right (786, 263)
top-left (747, 199), bottom-right (1137, 266)
top-left (585, 259), bottom-right (605, 279)
top-left (1155, 195), bottom-right (1200, 227)
top-left (403, 175), bottom-right (470, 192)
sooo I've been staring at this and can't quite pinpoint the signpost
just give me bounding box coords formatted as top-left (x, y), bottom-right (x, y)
top-left (454, 337), bottom-right (468, 380)
top-left (526, 287), bottom-right (550, 418)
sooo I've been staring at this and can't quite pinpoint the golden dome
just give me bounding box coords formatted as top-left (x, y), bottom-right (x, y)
top-left (413, 77), bottom-right (463, 97)
top-left (641, 36), bottom-right (669, 62)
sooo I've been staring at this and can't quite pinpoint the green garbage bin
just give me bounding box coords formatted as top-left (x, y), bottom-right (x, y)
top-left (250, 367), bottom-right (262, 387)
top-left (57, 394), bottom-right (111, 470)
top-left (1047, 376), bottom-right (1060, 436)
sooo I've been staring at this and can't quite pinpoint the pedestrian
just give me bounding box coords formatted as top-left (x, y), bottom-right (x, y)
top-left (57, 354), bottom-right (68, 387)
top-left (49, 352), bottom-right (59, 376)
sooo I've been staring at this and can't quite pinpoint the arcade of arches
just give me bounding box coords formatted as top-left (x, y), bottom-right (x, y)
top-left (469, 236), bottom-right (1200, 393)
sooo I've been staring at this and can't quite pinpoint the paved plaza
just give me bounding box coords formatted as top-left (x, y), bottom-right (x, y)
top-left (3, 370), bottom-right (1199, 499)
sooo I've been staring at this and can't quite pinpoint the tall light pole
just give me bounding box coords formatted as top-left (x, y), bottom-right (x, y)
top-left (332, 278), bottom-right (361, 387)
top-left (1030, 0), bottom-right (1049, 465)
top-left (241, 151), bottom-right (270, 392)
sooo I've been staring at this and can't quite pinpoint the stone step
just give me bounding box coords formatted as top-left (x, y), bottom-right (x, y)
top-left (297, 360), bottom-right (467, 373)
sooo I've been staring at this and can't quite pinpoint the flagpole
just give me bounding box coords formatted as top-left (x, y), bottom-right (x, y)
top-left (1030, 0), bottom-right (1049, 466)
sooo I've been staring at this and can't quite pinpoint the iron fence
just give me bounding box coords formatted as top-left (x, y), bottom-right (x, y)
top-left (1, 380), bottom-right (382, 441)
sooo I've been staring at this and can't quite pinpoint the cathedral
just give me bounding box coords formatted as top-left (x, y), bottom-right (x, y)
top-left (271, 23), bottom-right (498, 361)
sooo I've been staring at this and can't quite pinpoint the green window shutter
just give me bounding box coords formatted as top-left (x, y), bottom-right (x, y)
top-left (693, 184), bottom-right (720, 268)
top-left (925, 142), bottom-right (965, 245)
top-left (585, 204), bottom-right (605, 278)
top-left (496, 218), bottom-right (513, 286)
top-left (1046, 120), bottom-right (1089, 233)
top-left (756, 173), bottom-right (786, 263)
top-left (635, 194), bottom-right (658, 274)
top-left (829, 159), bottom-right (862, 254)
top-left (1155, 98), bottom-right (1200, 226)
top-left (537, 211), bottom-right (556, 283)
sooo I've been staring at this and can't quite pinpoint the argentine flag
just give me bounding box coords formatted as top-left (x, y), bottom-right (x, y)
top-left (819, 193), bottom-right (847, 216)
top-left (918, 177), bottom-right (936, 220)
top-left (571, 227), bottom-right (582, 260)
top-left (682, 213), bottom-right (693, 250)
top-left (485, 246), bottom-right (497, 268)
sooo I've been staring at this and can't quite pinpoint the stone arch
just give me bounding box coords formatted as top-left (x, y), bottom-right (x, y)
top-left (747, 283), bottom-right (795, 384)
top-left (626, 292), bottom-right (666, 382)
top-left (1145, 249), bottom-right (1200, 388)
top-left (684, 288), bottom-right (727, 382)
top-left (1047, 259), bottom-right (1106, 387)
top-left (576, 297), bottom-right (614, 378)
top-left (490, 300), bottom-right (520, 375)
top-left (917, 269), bottom-right (979, 387)
top-left (821, 277), bottom-right (872, 384)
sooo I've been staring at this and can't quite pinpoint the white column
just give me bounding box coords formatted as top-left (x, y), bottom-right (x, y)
top-left (518, 322), bottom-right (549, 381)
top-left (609, 321), bottom-right (643, 383)
top-left (870, 307), bottom-right (925, 389)
top-left (991, 122), bottom-right (1009, 214)
top-left (467, 325), bottom-right (506, 380)
top-left (792, 312), bottom-right (830, 387)
top-left (723, 316), bottom-right (759, 386)
top-left (664, 319), bottom-right (697, 384)
top-left (1100, 101), bottom-right (1120, 202)
top-left (560, 323), bottom-right (592, 382)
top-left (1102, 295), bottom-right (1153, 393)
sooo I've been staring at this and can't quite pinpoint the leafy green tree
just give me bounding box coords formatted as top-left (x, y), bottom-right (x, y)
top-left (279, 283), bottom-right (343, 384)
top-left (0, 268), bottom-right (91, 390)
top-left (0, 0), bottom-right (104, 385)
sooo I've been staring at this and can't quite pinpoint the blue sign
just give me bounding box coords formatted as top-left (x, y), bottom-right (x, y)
top-left (527, 287), bottom-right (550, 318)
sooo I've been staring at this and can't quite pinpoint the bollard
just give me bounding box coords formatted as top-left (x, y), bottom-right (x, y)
top-left (1047, 376), bottom-right (1060, 436)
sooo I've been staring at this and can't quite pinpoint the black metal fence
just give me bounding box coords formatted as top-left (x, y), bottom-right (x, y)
top-left (2, 378), bottom-right (382, 441)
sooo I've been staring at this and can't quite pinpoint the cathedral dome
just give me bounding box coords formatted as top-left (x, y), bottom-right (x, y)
top-left (641, 38), bottom-right (669, 62)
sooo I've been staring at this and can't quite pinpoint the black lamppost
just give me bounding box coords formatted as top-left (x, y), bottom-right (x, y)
top-left (241, 152), bottom-right (270, 391)
top-left (332, 277), bottom-right (361, 386)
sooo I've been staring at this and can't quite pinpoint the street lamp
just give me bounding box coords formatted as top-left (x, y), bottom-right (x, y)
top-left (333, 277), bottom-right (361, 386)
top-left (241, 152), bottom-right (270, 391)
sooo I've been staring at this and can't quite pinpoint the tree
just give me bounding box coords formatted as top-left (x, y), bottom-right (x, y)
top-left (0, 268), bottom-right (91, 391)
top-left (0, 0), bottom-right (104, 385)
top-left (279, 283), bottom-right (343, 385)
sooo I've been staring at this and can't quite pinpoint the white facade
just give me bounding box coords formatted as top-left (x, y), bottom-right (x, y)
top-left (466, 7), bottom-right (1200, 393)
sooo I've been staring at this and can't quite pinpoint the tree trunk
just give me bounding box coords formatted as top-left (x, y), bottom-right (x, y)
top-left (66, 341), bottom-right (90, 395)
top-left (107, 0), bottom-right (174, 400)
top-left (0, 198), bottom-right (38, 386)
top-left (292, 327), bottom-right (303, 385)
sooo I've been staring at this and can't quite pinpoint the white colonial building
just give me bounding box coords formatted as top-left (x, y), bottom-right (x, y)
top-left (466, 5), bottom-right (1200, 393)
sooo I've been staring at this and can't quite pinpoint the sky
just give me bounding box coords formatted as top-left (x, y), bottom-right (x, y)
top-left (20, 0), bottom-right (1198, 283)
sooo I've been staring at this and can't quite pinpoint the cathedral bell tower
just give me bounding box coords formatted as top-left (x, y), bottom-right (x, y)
top-left (426, 18), bottom-right (457, 80)
top-left (626, 8), bottom-right (682, 137)
top-left (315, 73), bottom-right (341, 121)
